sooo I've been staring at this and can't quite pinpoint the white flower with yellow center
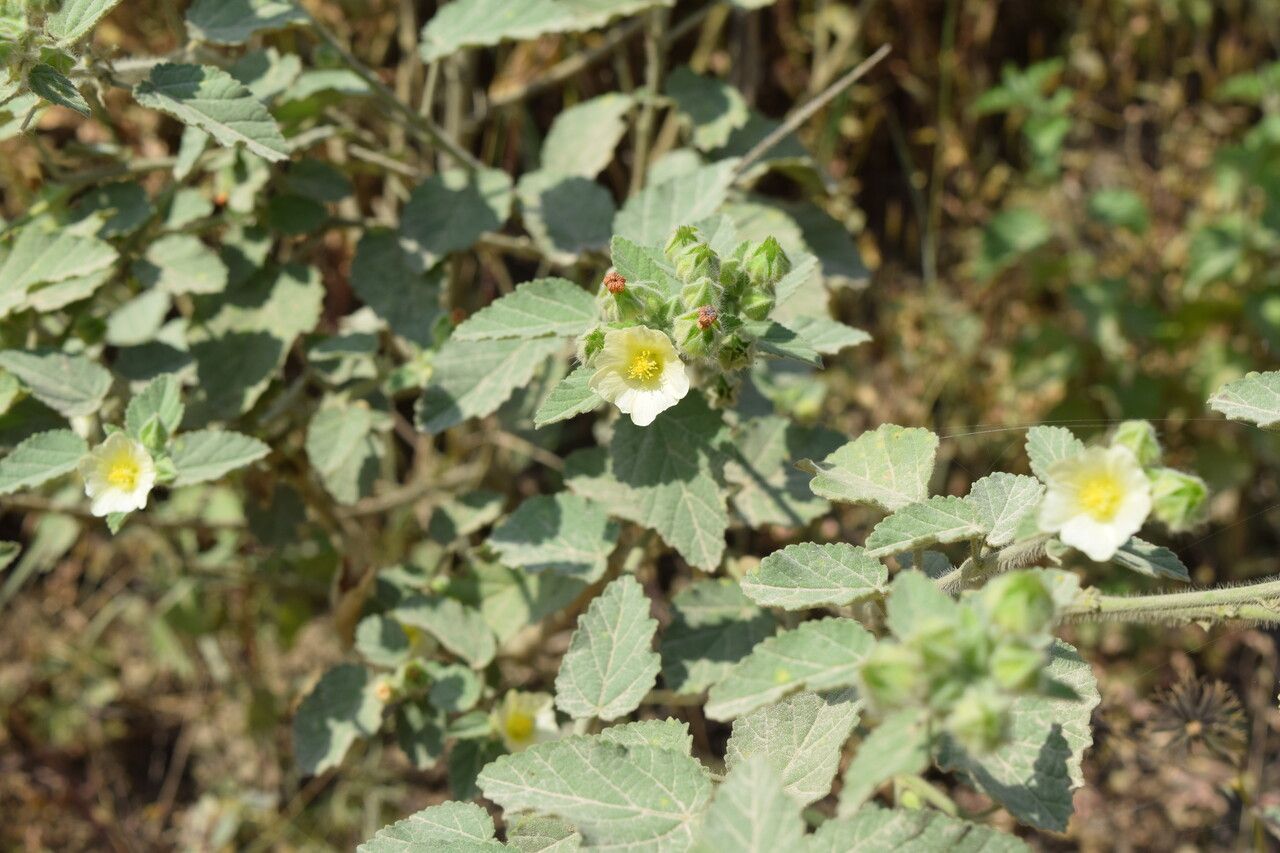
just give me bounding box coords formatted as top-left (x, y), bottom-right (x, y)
top-left (589, 326), bottom-right (690, 427)
top-left (1038, 445), bottom-right (1152, 561)
top-left (78, 432), bottom-right (157, 517)
top-left (491, 690), bottom-right (559, 753)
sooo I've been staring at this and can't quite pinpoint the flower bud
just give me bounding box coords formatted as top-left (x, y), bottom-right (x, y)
top-left (673, 310), bottom-right (716, 359)
top-left (745, 237), bottom-right (791, 289)
top-left (681, 276), bottom-right (722, 311)
top-left (1149, 467), bottom-right (1208, 531)
top-left (1112, 420), bottom-right (1162, 467)
top-left (741, 287), bottom-right (776, 321)
top-left (945, 687), bottom-right (1009, 753)
top-left (981, 571), bottom-right (1056, 637)
top-left (859, 643), bottom-right (927, 709)
top-left (664, 225), bottom-right (701, 263)
top-left (719, 257), bottom-right (749, 301)
top-left (989, 641), bottom-right (1045, 691)
top-left (675, 244), bottom-right (720, 284)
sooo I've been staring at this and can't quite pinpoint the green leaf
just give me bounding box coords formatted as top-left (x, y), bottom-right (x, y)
top-left (976, 208), bottom-right (1052, 281)
top-left (350, 229), bottom-right (443, 347)
top-left (46, 0), bottom-right (124, 43)
top-left (705, 617), bottom-right (875, 721)
top-left (660, 578), bottom-right (776, 695)
top-left (518, 172), bottom-right (616, 262)
top-left (464, 558), bottom-right (588, 644)
top-left (186, 0), bottom-right (308, 44)
top-left (864, 496), bottom-right (982, 558)
top-left (428, 491), bottom-right (505, 543)
top-left (489, 493), bottom-right (619, 582)
top-left (534, 366), bottom-right (603, 427)
top-left (564, 395), bottom-right (729, 571)
top-left (725, 690), bottom-right (861, 806)
top-left (358, 801), bottom-right (502, 852)
top-left (393, 594), bottom-right (497, 668)
top-left (71, 182), bottom-right (155, 238)
top-left (1087, 188), bottom-right (1149, 234)
top-left (781, 316), bottom-right (871, 355)
top-left (725, 417), bottom-right (841, 528)
top-left (305, 405), bottom-right (382, 505)
top-left (742, 542), bottom-right (886, 611)
top-left (477, 736), bottom-right (712, 851)
top-left (27, 64), bottom-right (90, 116)
top-left (169, 429), bottom-right (270, 486)
top-left (453, 277), bottom-right (596, 341)
top-left (1025, 425), bottom-right (1084, 481)
top-left (506, 815), bottom-right (583, 853)
top-left (293, 663), bottom-right (386, 775)
top-left (541, 93), bottom-right (633, 178)
top-left (613, 158), bottom-right (739, 247)
top-left (420, 0), bottom-right (675, 62)
top-left (415, 336), bottom-right (563, 434)
top-left (1111, 536), bottom-right (1190, 581)
top-left (1210, 371), bottom-right (1280, 428)
top-left (967, 473), bottom-right (1045, 548)
top-left (809, 806), bottom-right (1032, 853)
top-left (355, 614), bottom-right (412, 669)
top-left (743, 320), bottom-right (822, 367)
top-left (666, 67), bottom-right (749, 151)
top-left (125, 374), bottom-right (184, 440)
top-left (599, 719), bottom-right (693, 754)
top-left (0, 350), bottom-right (111, 418)
top-left (691, 755), bottom-right (803, 853)
top-left (937, 641), bottom-right (1099, 832)
top-left (134, 63), bottom-right (288, 162)
top-left (0, 227), bottom-right (117, 318)
top-left (0, 430), bottom-right (87, 495)
top-left (399, 167), bottom-right (513, 272)
top-left (835, 708), bottom-right (930, 814)
top-left (800, 424), bottom-right (938, 512)
top-left (135, 234), bottom-right (229, 295)
top-left (609, 235), bottom-right (681, 299)
top-left (555, 575), bottom-right (660, 721)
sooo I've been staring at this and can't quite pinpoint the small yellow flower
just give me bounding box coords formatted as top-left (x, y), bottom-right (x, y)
top-left (1038, 445), bottom-right (1152, 561)
top-left (491, 690), bottom-right (558, 753)
top-left (589, 326), bottom-right (690, 426)
top-left (78, 432), bottom-right (157, 517)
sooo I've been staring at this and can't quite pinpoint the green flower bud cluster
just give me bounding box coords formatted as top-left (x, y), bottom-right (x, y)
top-left (1108, 420), bottom-right (1209, 531)
top-left (858, 571), bottom-right (1061, 754)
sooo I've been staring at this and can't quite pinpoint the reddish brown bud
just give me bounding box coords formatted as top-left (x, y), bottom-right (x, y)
top-left (697, 304), bottom-right (718, 330)
top-left (604, 271), bottom-right (627, 294)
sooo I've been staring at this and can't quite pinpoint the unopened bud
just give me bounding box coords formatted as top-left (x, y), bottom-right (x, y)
top-left (741, 288), bottom-right (776, 321)
top-left (859, 643), bottom-right (927, 709)
top-left (374, 679), bottom-right (396, 703)
top-left (989, 641), bottom-right (1045, 692)
top-left (717, 333), bottom-right (751, 371)
top-left (676, 244), bottom-right (719, 283)
top-left (1149, 467), bottom-right (1208, 531)
top-left (578, 327), bottom-right (606, 363)
top-left (681, 276), bottom-right (722, 311)
top-left (945, 688), bottom-right (1009, 753)
top-left (982, 571), bottom-right (1056, 637)
top-left (745, 237), bottom-right (791, 289)
top-left (1112, 420), bottom-right (1161, 467)
top-left (664, 225), bottom-right (701, 263)
top-left (673, 311), bottom-right (715, 359)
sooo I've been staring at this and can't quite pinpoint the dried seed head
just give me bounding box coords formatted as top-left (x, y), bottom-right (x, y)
top-left (604, 271), bottom-right (627, 294)
top-left (697, 304), bottom-right (718, 330)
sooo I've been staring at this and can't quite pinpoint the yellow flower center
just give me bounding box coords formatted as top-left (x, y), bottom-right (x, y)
top-left (107, 457), bottom-right (141, 491)
top-left (627, 349), bottom-right (661, 381)
top-left (1078, 474), bottom-right (1123, 521)
top-left (504, 711), bottom-right (534, 743)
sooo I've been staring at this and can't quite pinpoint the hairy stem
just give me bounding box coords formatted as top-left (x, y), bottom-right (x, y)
top-left (1064, 576), bottom-right (1280, 625)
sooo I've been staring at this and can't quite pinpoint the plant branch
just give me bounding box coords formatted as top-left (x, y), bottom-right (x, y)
top-left (1064, 576), bottom-right (1280, 625)
top-left (732, 43), bottom-right (891, 180)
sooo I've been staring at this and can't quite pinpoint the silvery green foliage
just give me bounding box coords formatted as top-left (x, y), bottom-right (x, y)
top-left (1, 1), bottom-right (1243, 848)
